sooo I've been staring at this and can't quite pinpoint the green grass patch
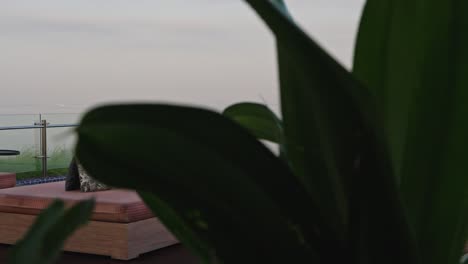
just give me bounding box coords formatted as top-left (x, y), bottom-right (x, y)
top-left (0, 145), bottom-right (72, 180)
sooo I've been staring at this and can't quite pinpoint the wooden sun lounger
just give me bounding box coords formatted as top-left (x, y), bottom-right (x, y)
top-left (0, 178), bottom-right (178, 260)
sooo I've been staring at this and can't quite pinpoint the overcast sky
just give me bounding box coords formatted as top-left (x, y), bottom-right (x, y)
top-left (0, 0), bottom-right (365, 114)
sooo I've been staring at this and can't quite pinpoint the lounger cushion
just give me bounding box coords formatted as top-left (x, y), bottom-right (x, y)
top-left (0, 182), bottom-right (153, 223)
top-left (77, 162), bottom-right (110, 192)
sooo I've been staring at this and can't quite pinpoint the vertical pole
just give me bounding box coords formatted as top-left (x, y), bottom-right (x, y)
top-left (41, 119), bottom-right (48, 178)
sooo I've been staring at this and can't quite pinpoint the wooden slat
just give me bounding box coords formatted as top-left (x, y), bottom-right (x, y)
top-left (127, 217), bottom-right (178, 259)
top-left (0, 212), bottom-right (178, 260)
top-left (0, 173), bottom-right (15, 189)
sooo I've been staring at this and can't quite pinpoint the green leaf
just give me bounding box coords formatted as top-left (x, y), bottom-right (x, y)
top-left (8, 201), bottom-right (64, 264)
top-left (8, 199), bottom-right (94, 264)
top-left (269, 0), bottom-right (291, 18)
top-left (400, 3), bottom-right (468, 264)
top-left (353, 0), bottom-right (422, 174)
top-left (76, 104), bottom-right (329, 263)
top-left (243, 1), bottom-right (416, 263)
top-left (222, 102), bottom-right (283, 143)
top-left (42, 200), bottom-right (95, 261)
top-left (246, 0), bottom-right (356, 241)
top-left (354, 1), bottom-right (468, 263)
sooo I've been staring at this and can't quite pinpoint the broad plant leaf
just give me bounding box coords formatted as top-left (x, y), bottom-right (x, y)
top-left (76, 104), bottom-right (333, 263)
top-left (353, 0), bottom-right (422, 174)
top-left (246, 0), bottom-right (376, 236)
top-left (270, 0), bottom-right (291, 18)
top-left (223, 102), bottom-right (283, 144)
top-left (243, 1), bottom-right (416, 263)
top-left (354, 1), bottom-right (468, 263)
top-left (8, 199), bottom-right (94, 264)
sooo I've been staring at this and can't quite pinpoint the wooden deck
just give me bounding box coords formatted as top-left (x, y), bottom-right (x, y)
top-left (0, 244), bottom-right (199, 264)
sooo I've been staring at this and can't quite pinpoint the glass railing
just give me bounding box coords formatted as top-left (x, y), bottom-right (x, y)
top-left (41, 114), bottom-right (80, 171)
top-left (0, 113), bottom-right (79, 181)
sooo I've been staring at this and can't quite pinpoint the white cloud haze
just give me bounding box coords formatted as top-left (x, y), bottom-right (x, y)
top-left (0, 0), bottom-right (365, 114)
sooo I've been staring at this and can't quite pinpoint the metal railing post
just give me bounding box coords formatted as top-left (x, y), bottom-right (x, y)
top-left (41, 120), bottom-right (48, 178)
top-left (34, 119), bottom-right (49, 178)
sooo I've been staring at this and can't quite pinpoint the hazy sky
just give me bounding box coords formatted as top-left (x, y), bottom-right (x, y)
top-left (0, 0), bottom-right (365, 114)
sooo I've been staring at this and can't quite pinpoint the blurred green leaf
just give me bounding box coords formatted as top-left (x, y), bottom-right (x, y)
top-left (269, 0), bottom-right (291, 18)
top-left (399, 3), bottom-right (468, 264)
top-left (8, 199), bottom-right (94, 264)
top-left (223, 102), bottom-right (283, 144)
top-left (76, 104), bottom-right (328, 263)
top-left (354, 1), bottom-right (468, 263)
top-left (353, 0), bottom-right (422, 174)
